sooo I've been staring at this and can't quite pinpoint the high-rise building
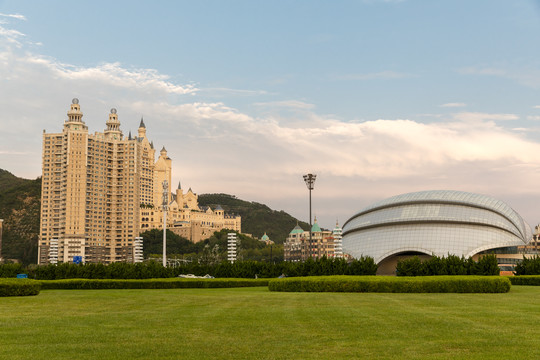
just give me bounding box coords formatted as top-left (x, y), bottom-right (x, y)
top-left (39, 99), bottom-right (241, 264)
top-left (39, 99), bottom-right (154, 264)
top-left (332, 221), bottom-right (343, 258)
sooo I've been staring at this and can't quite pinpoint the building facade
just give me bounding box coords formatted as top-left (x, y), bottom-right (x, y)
top-left (139, 149), bottom-right (242, 242)
top-left (39, 99), bottom-right (240, 264)
top-left (283, 219), bottom-right (343, 261)
top-left (39, 100), bottom-right (148, 264)
top-left (341, 190), bottom-right (533, 275)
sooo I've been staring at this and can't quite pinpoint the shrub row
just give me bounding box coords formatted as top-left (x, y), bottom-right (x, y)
top-left (269, 275), bottom-right (511, 293)
top-left (31, 262), bottom-right (172, 280)
top-left (176, 256), bottom-right (378, 278)
top-left (396, 255), bottom-right (500, 276)
top-left (0, 279), bottom-right (41, 297)
top-left (508, 276), bottom-right (540, 286)
top-left (39, 278), bottom-right (269, 290)
top-left (0, 263), bottom-right (26, 278)
top-left (0, 256), bottom-right (378, 280)
top-left (514, 256), bottom-right (540, 275)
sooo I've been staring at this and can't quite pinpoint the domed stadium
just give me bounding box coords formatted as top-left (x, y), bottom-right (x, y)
top-left (342, 190), bottom-right (532, 275)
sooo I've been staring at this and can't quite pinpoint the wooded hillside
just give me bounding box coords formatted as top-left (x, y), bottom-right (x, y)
top-left (0, 170), bottom-right (309, 263)
top-left (0, 169), bottom-right (41, 264)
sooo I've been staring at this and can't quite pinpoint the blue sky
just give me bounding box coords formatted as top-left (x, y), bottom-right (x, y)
top-left (2, 0), bottom-right (540, 232)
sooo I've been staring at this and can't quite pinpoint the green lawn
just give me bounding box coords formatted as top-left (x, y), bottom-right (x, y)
top-left (1, 286), bottom-right (539, 359)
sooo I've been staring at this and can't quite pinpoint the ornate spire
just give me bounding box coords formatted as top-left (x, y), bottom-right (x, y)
top-left (128, 130), bottom-right (132, 140)
top-left (138, 116), bottom-right (147, 139)
top-left (67, 98), bottom-right (84, 123)
top-left (105, 108), bottom-right (122, 136)
top-left (177, 181), bottom-right (182, 190)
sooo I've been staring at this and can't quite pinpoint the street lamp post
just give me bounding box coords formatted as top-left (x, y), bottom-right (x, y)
top-left (162, 180), bottom-right (168, 267)
top-left (303, 174), bottom-right (316, 260)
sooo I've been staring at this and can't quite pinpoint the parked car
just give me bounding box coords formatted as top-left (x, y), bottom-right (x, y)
top-left (498, 264), bottom-right (515, 276)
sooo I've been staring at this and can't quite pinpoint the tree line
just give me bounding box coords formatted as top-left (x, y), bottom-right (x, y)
top-left (396, 254), bottom-right (500, 276)
top-left (0, 256), bottom-right (378, 280)
top-left (142, 229), bottom-right (284, 263)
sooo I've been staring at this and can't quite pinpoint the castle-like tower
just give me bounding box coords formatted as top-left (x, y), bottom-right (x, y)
top-left (39, 99), bottom-right (241, 264)
top-left (39, 99), bottom-right (153, 264)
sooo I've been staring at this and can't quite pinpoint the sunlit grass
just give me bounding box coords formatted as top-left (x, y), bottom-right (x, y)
top-left (1, 286), bottom-right (539, 359)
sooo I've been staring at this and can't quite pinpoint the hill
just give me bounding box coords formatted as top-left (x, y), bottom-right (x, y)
top-left (0, 170), bottom-right (309, 263)
top-left (198, 193), bottom-right (310, 244)
top-left (0, 169), bottom-right (41, 264)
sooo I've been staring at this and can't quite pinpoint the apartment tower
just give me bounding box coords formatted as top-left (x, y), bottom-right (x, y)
top-left (38, 99), bottom-right (154, 264)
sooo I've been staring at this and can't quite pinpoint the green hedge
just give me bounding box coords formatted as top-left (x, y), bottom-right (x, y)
top-left (508, 276), bottom-right (540, 286)
top-left (0, 263), bottom-right (25, 278)
top-left (0, 256), bottom-right (378, 280)
top-left (268, 275), bottom-right (511, 293)
top-left (396, 254), bottom-right (500, 276)
top-left (39, 278), bottom-right (269, 290)
top-left (0, 279), bottom-right (41, 297)
top-left (514, 256), bottom-right (540, 275)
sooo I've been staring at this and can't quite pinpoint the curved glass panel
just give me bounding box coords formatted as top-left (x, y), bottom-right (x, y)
top-left (344, 190), bottom-right (531, 241)
top-left (343, 223), bottom-right (527, 263)
top-left (342, 190), bottom-right (532, 263)
top-left (344, 203), bottom-right (522, 238)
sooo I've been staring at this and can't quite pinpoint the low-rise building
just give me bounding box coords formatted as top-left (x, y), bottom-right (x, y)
top-left (284, 219), bottom-right (343, 261)
top-left (260, 232), bottom-right (274, 245)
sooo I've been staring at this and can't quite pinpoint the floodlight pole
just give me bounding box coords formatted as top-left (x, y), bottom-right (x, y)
top-left (303, 174), bottom-right (316, 260)
top-left (162, 180), bottom-right (168, 267)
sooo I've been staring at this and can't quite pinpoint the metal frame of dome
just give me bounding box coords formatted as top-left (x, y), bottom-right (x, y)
top-left (342, 190), bottom-right (532, 263)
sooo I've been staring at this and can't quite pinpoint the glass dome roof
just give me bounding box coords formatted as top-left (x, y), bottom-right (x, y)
top-left (342, 190), bottom-right (532, 263)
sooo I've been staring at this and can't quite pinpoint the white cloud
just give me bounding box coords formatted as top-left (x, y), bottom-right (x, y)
top-left (527, 115), bottom-right (540, 121)
top-left (0, 13), bottom-right (26, 47)
top-left (440, 102), bottom-right (466, 108)
top-left (2, 16), bottom-right (540, 229)
top-left (0, 25), bottom-right (25, 46)
top-left (0, 13), bottom-right (27, 21)
top-left (533, 105), bottom-right (540, 109)
top-left (25, 57), bottom-right (197, 95)
top-left (452, 112), bottom-right (519, 122)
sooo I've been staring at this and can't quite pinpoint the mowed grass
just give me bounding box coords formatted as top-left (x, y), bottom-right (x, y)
top-left (1, 286), bottom-right (540, 359)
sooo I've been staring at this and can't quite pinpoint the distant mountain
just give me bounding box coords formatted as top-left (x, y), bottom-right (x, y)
top-left (198, 193), bottom-right (310, 244)
top-left (0, 169), bottom-right (41, 264)
top-left (0, 170), bottom-right (309, 263)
